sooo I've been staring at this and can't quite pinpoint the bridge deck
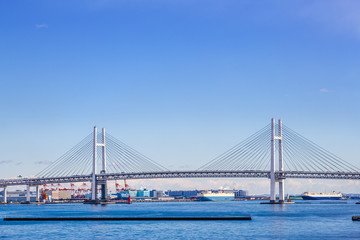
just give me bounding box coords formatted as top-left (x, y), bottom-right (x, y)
top-left (1, 170), bottom-right (360, 186)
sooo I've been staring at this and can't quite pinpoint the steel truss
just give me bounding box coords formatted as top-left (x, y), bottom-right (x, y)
top-left (1, 170), bottom-right (360, 187)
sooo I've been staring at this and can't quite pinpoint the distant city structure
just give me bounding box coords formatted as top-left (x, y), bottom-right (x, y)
top-left (234, 190), bottom-right (248, 198)
top-left (165, 189), bottom-right (248, 199)
top-left (0, 188), bottom-right (250, 203)
top-left (0, 190), bottom-right (36, 202)
top-left (45, 190), bottom-right (72, 201)
top-left (117, 189), bottom-right (171, 201)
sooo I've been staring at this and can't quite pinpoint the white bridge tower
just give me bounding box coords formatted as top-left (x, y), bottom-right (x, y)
top-left (270, 118), bottom-right (285, 204)
top-left (91, 126), bottom-right (107, 201)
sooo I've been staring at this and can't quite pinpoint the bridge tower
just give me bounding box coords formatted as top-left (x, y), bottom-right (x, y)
top-left (270, 118), bottom-right (285, 204)
top-left (91, 126), bottom-right (107, 201)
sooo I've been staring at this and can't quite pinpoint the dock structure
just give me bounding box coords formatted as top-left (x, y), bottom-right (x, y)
top-left (4, 216), bottom-right (252, 221)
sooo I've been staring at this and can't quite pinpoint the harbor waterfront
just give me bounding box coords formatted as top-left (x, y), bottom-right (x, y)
top-left (0, 120), bottom-right (359, 239)
top-left (2, 0), bottom-right (360, 239)
top-left (2, 121), bottom-right (360, 205)
top-left (1, 200), bottom-right (360, 239)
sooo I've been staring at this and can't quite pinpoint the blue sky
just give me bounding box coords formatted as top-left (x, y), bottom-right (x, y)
top-left (0, 0), bottom-right (359, 193)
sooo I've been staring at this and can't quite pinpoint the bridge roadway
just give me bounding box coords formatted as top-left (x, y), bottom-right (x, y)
top-left (1, 170), bottom-right (360, 187)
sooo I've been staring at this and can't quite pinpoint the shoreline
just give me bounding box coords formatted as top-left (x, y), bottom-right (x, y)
top-left (0, 198), bottom-right (266, 205)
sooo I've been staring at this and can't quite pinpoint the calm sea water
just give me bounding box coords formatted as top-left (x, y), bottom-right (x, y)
top-left (1, 200), bottom-right (360, 239)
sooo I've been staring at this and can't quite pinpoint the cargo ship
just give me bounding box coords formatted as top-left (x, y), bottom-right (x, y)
top-left (196, 191), bottom-right (235, 201)
top-left (301, 192), bottom-right (342, 200)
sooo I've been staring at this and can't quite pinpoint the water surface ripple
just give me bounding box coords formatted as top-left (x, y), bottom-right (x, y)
top-left (1, 200), bottom-right (360, 239)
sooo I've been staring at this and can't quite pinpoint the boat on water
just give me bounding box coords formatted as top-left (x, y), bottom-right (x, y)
top-left (301, 191), bottom-right (342, 200)
top-left (196, 191), bottom-right (235, 201)
top-left (288, 195), bottom-right (303, 200)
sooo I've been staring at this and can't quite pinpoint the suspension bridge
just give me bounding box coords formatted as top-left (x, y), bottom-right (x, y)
top-left (0, 119), bottom-right (359, 204)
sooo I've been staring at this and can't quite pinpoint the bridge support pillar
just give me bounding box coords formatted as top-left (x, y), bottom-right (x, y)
top-left (270, 118), bottom-right (276, 203)
top-left (100, 128), bottom-right (107, 200)
top-left (269, 118), bottom-right (286, 204)
top-left (36, 185), bottom-right (40, 202)
top-left (279, 180), bottom-right (284, 203)
top-left (91, 126), bottom-right (97, 201)
top-left (91, 126), bottom-right (107, 201)
top-left (3, 186), bottom-right (7, 204)
top-left (26, 185), bottom-right (31, 202)
top-left (98, 180), bottom-right (107, 200)
top-left (278, 119), bottom-right (285, 203)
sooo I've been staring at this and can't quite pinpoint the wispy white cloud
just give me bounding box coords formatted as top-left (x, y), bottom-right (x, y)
top-left (0, 160), bottom-right (12, 164)
top-left (178, 164), bottom-right (192, 170)
top-left (320, 88), bottom-right (334, 93)
top-left (35, 24), bottom-right (48, 29)
top-left (35, 160), bottom-right (52, 165)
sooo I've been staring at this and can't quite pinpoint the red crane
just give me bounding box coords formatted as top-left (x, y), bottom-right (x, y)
top-left (124, 179), bottom-right (131, 204)
top-left (115, 181), bottom-right (121, 193)
top-left (70, 183), bottom-right (75, 198)
top-left (40, 188), bottom-right (48, 202)
top-left (124, 179), bottom-right (130, 190)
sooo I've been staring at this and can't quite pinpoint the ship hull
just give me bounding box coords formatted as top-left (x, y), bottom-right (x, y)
top-left (197, 196), bottom-right (235, 201)
top-left (302, 196), bottom-right (342, 200)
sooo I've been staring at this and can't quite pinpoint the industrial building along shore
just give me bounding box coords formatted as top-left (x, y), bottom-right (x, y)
top-left (0, 187), bottom-right (250, 203)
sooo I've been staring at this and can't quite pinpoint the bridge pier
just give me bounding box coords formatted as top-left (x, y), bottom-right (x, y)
top-left (98, 179), bottom-right (107, 200)
top-left (36, 185), bottom-right (40, 202)
top-left (3, 186), bottom-right (7, 203)
top-left (26, 185), bottom-right (31, 202)
top-left (279, 180), bottom-right (284, 203)
top-left (91, 181), bottom-right (98, 201)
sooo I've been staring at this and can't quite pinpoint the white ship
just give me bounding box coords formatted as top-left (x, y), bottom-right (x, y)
top-left (196, 191), bottom-right (235, 201)
top-left (301, 191), bottom-right (342, 200)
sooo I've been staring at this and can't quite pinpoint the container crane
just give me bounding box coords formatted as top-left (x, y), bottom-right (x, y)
top-left (115, 181), bottom-right (120, 193)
